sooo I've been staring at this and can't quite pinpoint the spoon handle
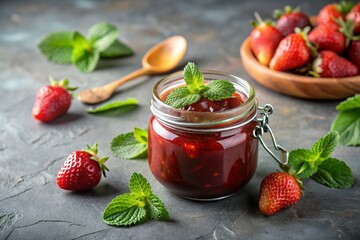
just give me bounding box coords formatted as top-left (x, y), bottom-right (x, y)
top-left (104, 68), bottom-right (151, 91)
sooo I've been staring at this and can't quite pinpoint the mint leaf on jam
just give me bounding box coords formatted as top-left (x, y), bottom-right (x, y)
top-left (103, 173), bottom-right (170, 226)
top-left (38, 22), bottom-right (133, 73)
top-left (165, 62), bottom-right (235, 109)
top-left (110, 128), bottom-right (148, 159)
top-left (286, 131), bottom-right (354, 188)
top-left (331, 94), bottom-right (360, 146)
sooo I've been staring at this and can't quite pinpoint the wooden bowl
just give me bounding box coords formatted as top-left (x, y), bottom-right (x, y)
top-left (240, 37), bottom-right (360, 99)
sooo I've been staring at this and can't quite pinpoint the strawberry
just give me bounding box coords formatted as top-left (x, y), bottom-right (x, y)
top-left (348, 40), bottom-right (360, 69)
top-left (269, 28), bottom-right (313, 71)
top-left (312, 50), bottom-right (359, 78)
top-left (249, 12), bottom-right (283, 66)
top-left (308, 22), bottom-right (346, 53)
top-left (346, 3), bottom-right (360, 34)
top-left (273, 6), bottom-right (311, 36)
top-left (317, 1), bottom-right (354, 25)
top-left (57, 144), bottom-right (109, 191)
top-left (32, 78), bottom-right (77, 123)
top-left (259, 172), bottom-right (302, 215)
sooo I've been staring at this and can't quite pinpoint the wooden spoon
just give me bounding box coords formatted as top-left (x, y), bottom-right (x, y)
top-left (78, 35), bottom-right (187, 104)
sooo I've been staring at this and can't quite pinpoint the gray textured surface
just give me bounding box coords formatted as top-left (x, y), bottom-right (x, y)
top-left (1, 0), bottom-right (360, 239)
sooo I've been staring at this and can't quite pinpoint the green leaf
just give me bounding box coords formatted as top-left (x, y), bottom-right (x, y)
top-left (71, 32), bottom-right (99, 73)
top-left (165, 87), bottom-right (201, 109)
top-left (311, 132), bottom-right (339, 161)
top-left (331, 108), bottom-right (360, 146)
top-left (101, 40), bottom-right (133, 58)
top-left (311, 158), bottom-right (354, 188)
top-left (184, 62), bottom-right (204, 93)
top-left (38, 31), bottom-right (74, 64)
top-left (147, 193), bottom-right (170, 221)
top-left (110, 131), bottom-right (148, 159)
top-left (103, 193), bottom-right (148, 226)
top-left (288, 149), bottom-right (319, 178)
top-left (86, 98), bottom-right (138, 113)
top-left (129, 173), bottom-right (152, 197)
top-left (88, 22), bottom-right (119, 52)
top-left (203, 80), bottom-right (236, 101)
top-left (336, 94), bottom-right (360, 111)
top-left (134, 128), bottom-right (148, 143)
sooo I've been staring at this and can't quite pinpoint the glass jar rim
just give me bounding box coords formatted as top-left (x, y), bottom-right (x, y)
top-left (150, 70), bottom-right (258, 132)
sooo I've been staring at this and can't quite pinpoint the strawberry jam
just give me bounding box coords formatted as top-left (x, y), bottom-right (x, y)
top-left (148, 71), bottom-right (258, 200)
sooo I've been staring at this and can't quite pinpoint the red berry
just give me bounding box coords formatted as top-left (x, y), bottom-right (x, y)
top-left (250, 13), bottom-right (283, 66)
top-left (259, 172), bottom-right (301, 215)
top-left (346, 3), bottom-right (360, 34)
top-left (56, 144), bottom-right (109, 191)
top-left (308, 23), bottom-right (346, 54)
top-left (313, 50), bottom-right (359, 78)
top-left (269, 30), bottom-right (311, 71)
top-left (32, 79), bottom-right (76, 123)
top-left (317, 3), bottom-right (351, 25)
top-left (274, 6), bottom-right (311, 36)
top-left (348, 40), bottom-right (360, 69)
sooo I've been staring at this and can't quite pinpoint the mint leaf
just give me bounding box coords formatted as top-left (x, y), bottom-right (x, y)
top-left (129, 172), bottom-right (152, 197)
top-left (72, 31), bottom-right (91, 49)
top-left (336, 94), bottom-right (360, 111)
top-left (165, 87), bottom-right (201, 109)
top-left (88, 22), bottom-right (119, 52)
top-left (101, 40), bottom-right (133, 58)
top-left (331, 108), bottom-right (360, 146)
top-left (288, 149), bottom-right (319, 178)
top-left (184, 62), bottom-right (204, 93)
top-left (147, 193), bottom-right (170, 221)
top-left (311, 158), bottom-right (354, 188)
top-left (110, 129), bottom-right (148, 159)
top-left (134, 128), bottom-right (148, 143)
top-left (38, 31), bottom-right (74, 64)
top-left (203, 80), bottom-right (235, 101)
top-left (86, 98), bottom-right (138, 113)
top-left (102, 193), bottom-right (148, 226)
top-left (103, 173), bottom-right (170, 227)
top-left (71, 32), bottom-right (99, 73)
top-left (311, 132), bottom-right (339, 161)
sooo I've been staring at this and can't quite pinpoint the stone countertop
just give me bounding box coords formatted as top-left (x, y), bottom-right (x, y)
top-left (1, 0), bottom-right (359, 239)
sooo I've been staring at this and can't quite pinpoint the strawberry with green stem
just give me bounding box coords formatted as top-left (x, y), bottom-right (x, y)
top-left (273, 6), bottom-right (311, 36)
top-left (259, 132), bottom-right (353, 216)
top-left (32, 78), bottom-right (77, 123)
top-left (347, 3), bottom-right (360, 34)
top-left (317, 1), bottom-right (354, 25)
top-left (249, 12), bottom-right (283, 66)
top-left (57, 143), bottom-right (109, 191)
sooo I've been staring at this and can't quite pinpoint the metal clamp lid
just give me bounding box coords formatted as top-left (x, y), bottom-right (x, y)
top-left (252, 104), bottom-right (288, 165)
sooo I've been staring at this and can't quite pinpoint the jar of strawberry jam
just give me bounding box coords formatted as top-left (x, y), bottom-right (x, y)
top-left (148, 70), bottom-right (287, 201)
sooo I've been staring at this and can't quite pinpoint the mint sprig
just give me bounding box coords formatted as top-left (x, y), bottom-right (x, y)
top-left (284, 131), bottom-right (354, 188)
top-left (103, 173), bottom-right (170, 226)
top-left (165, 62), bottom-right (235, 109)
top-left (331, 94), bottom-right (360, 146)
top-left (110, 128), bottom-right (148, 159)
top-left (38, 22), bottom-right (133, 73)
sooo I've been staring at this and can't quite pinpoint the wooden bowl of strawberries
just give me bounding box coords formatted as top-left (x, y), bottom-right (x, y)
top-left (240, 3), bottom-right (360, 99)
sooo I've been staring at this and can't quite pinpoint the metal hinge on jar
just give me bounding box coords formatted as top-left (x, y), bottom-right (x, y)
top-left (252, 104), bottom-right (288, 165)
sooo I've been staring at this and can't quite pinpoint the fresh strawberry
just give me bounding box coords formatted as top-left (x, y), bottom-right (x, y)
top-left (317, 1), bottom-right (354, 25)
top-left (348, 40), bottom-right (360, 69)
top-left (269, 28), bottom-right (313, 71)
top-left (273, 6), bottom-right (311, 36)
top-left (32, 78), bottom-right (77, 123)
top-left (249, 12), bottom-right (283, 66)
top-left (312, 50), bottom-right (359, 78)
top-left (308, 23), bottom-right (346, 53)
top-left (346, 3), bottom-right (360, 34)
top-left (259, 172), bottom-right (302, 215)
top-left (57, 144), bottom-right (109, 191)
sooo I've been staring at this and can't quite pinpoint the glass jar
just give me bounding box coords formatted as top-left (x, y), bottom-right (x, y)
top-left (148, 70), bottom-right (285, 201)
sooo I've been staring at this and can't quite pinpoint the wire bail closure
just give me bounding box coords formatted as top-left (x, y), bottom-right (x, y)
top-left (252, 104), bottom-right (288, 165)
